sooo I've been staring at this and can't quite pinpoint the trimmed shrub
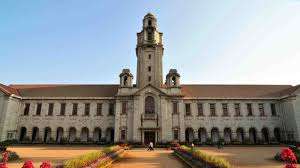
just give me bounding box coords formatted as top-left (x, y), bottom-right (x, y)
top-left (176, 145), bottom-right (232, 168)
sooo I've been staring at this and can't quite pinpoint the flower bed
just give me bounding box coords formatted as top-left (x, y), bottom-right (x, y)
top-left (63, 145), bottom-right (124, 168)
top-left (0, 150), bottom-right (20, 162)
top-left (173, 145), bottom-right (232, 168)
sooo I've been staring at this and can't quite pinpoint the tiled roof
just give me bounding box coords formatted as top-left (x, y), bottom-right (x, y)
top-left (181, 84), bottom-right (296, 98)
top-left (0, 84), bottom-right (20, 96)
top-left (1, 83), bottom-right (298, 99)
top-left (9, 84), bottom-right (119, 98)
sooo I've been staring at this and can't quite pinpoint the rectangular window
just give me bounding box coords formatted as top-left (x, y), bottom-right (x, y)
top-left (210, 103), bottom-right (216, 116)
top-left (197, 103), bottom-right (204, 116)
top-left (259, 103), bottom-right (265, 116)
top-left (148, 76), bottom-right (151, 82)
top-left (271, 103), bottom-right (277, 116)
top-left (36, 103), bottom-right (42, 115)
top-left (173, 102), bottom-right (178, 114)
top-left (148, 66), bottom-right (151, 72)
top-left (84, 103), bottom-right (90, 116)
top-left (247, 103), bottom-right (253, 116)
top-left (185, 103), bottom-right (191, 116)
top-left (24, 103), bottom-right (30, 115)
top-left (48, 103), bottom-right (54, 116)
top-left (109, 103), bottom-right (115, 116)
top-left (72, 103), bottom-right (78, 116)
top-left (173, 129), bottom-right (179, 140)
top-left (222, 103), bottom-right (228, 116)
top-left (122, 102), bottom-right (127, 114)
top-left (96, 103), bottom-right (102, 116)
top-left (234, 103), bottom-right (241, 116)
top-left (60, 103), bottom-right (66, 116)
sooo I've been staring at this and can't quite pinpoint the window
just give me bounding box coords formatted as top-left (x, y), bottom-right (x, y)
top-left (148, 20), bottom-right (152, 26)
top-left (84, 103), bottom-right (90, 116)
top-left (122, 102), bottom-right (127, 114)
top-left (7, 132), bottom-right (13, 140)
top-left (145, 96), bottom-right (155, 114)
top-left (36, 103), bottom-right (42, 115)
top-left (148, 54), bottom-right (151, 59)
top-left (247, 103), bottom-right (253, 116)
top-left (259, 103), bottom-right (265, 116)
top-left (148, 76), bottom-right (151, 82)
top-left (197, 103), bottom-right (204, 116)
top-left (172, 102), bottom-right (178, 114)
top-left (48, 103), bottom-right (54, 116)
top-left (185, 103), bottom-right (191, 116)
top-left (234, 103), bottom-right (241, 116)
top-left (222, 103), bottom-right (228, 116)
top-left (147, 32), bottom-right (153, 41)
top-left (173, 129), bottom-right (179, 140)
top-left (121, 130), bottom-right (126, 140)
top-left (72, 103), bottom-right (78, 116)
top-left (109, 103), bottom-right (115, 116)
top-left (96, 103), bottom-right (102, 116)
top-left (148, 66), bottom-right (151, 72)
top-left (24, 103), bottom-right (30, 115)
top-left (271, 103), bottom-right (277, 116)
top-left (60, 103), bottom-right (66, 116)
top-left (210, 103), bottom-right (216, 116)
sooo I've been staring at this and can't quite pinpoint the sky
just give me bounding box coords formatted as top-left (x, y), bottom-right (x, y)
top-left (1, 0), bottom-right (300, 85)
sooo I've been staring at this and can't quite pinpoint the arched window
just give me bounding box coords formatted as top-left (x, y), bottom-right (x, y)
top-left (145, 96), bottom-right (155, 114)
top-left (123, 76), bottom-right (128, 86)
top-left (171, 76), bottom-right (176, 86)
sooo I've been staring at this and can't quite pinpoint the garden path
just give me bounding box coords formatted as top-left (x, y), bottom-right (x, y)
top-left (112, 148), bottom-right (188, 168)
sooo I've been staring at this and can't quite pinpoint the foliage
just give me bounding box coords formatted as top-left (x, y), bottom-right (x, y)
top-left (40, 161), bottom-right (52, 168)
top-left (176, 145), bottom-right (232, 168)
top-left (63, 145), bottom-right (121, 168)
top-left (22, 160), bottom-right (34, 168)
top-left (0, 151), bottom-right (20, 162)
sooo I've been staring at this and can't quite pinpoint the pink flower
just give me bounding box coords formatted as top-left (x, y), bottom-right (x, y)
top-left (22, 160), bottom-right (34, 168)
top-left (40, 161), bottom-right (51, 168)
top-left (285, 163), bottom-right (297, 168)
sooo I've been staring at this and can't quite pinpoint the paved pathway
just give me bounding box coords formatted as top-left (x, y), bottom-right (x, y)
top-left (112, 149), bottom-right (188, 168)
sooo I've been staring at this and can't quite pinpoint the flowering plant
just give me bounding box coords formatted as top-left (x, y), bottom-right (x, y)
top-left (1, 152), bottom-right (8, 163)
top-left (281, 148), bottom-right (297, 168)
top-left (22, 160), bottom-right (34, 168)
top-left (0, 163), bottom-right (8, 168)
top-left (40, 161), bottom-right (51, 168)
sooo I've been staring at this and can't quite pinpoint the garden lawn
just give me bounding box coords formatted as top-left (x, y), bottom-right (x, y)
top-left (6, 145), bottom-right (103, 168)
top-left (197, 146), bottom-right (285, 168)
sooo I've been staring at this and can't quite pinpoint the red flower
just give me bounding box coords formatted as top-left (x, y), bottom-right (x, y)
top-left (0, 162), bottom-right (8, 168)
top-left (22, 160), bottom-right (34, 168)
top-left (281, 148), bottom-right (297, 163)
top-left (285, 163), bottom-right (297, 168)
top-left (1, 152), bottom-right (8, 163)
top-left (40, 161), bottom-right (51, 168)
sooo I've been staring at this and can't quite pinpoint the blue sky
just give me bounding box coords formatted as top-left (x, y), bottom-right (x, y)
top-left (1, 1), bottom-right (300, 85)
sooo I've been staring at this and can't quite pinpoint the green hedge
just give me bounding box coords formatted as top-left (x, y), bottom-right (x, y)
top-left (63, 145), bottom-right (121, 168)
top-left (180, 145), bottom-right (232, 168)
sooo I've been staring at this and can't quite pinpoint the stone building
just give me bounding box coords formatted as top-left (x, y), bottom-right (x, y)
top-left (1, 13), bottom-right (300, 144)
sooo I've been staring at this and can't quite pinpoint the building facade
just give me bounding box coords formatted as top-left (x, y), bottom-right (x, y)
top-left (1, 13), bottom-right (300, 144)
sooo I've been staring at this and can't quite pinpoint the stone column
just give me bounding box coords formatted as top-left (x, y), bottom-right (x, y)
top-left (178, 100), bottom-right (185, 142)
top-left (114, 100), bottom-right (121, 143)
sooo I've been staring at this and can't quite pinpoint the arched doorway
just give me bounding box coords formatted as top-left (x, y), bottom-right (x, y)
top-left (19, 127), bottom-right (27, 142)
top-left (274, 127), bottom-right (281, 142)
top-left (211, 127), bottom-right (220, 144)
top-left (81, 127), bottom-right (89, 142)
top-left (236, 127), bottom-right (245, 143)
top-left (56, 127), bottom-right (64, 143)
top-left (185, 128), bottom-right (194, 143)
top-left (93, 127), bottom-right (102, 142)
top-left (69, 127), bottom-right (76, 142)
top-left (224, 128), bottom-right (232, 144)
top-left (145, 96), bottom-right (155, 114)
top-left (44, 127), bottom-right (51, 143)
top-left (32, 127), bottom-right (39, 142)
top-left (198, 127), bottom-right (207, 144)
top-left (249, 128), bottom-right (257, 144)
top-left (106, 128), bottom-right (114, 143)
top-left (262, 127), bottom-right (270, 143)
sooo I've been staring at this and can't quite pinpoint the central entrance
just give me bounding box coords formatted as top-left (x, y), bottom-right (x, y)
top-left (144, 131), bottom-right (156, 144)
